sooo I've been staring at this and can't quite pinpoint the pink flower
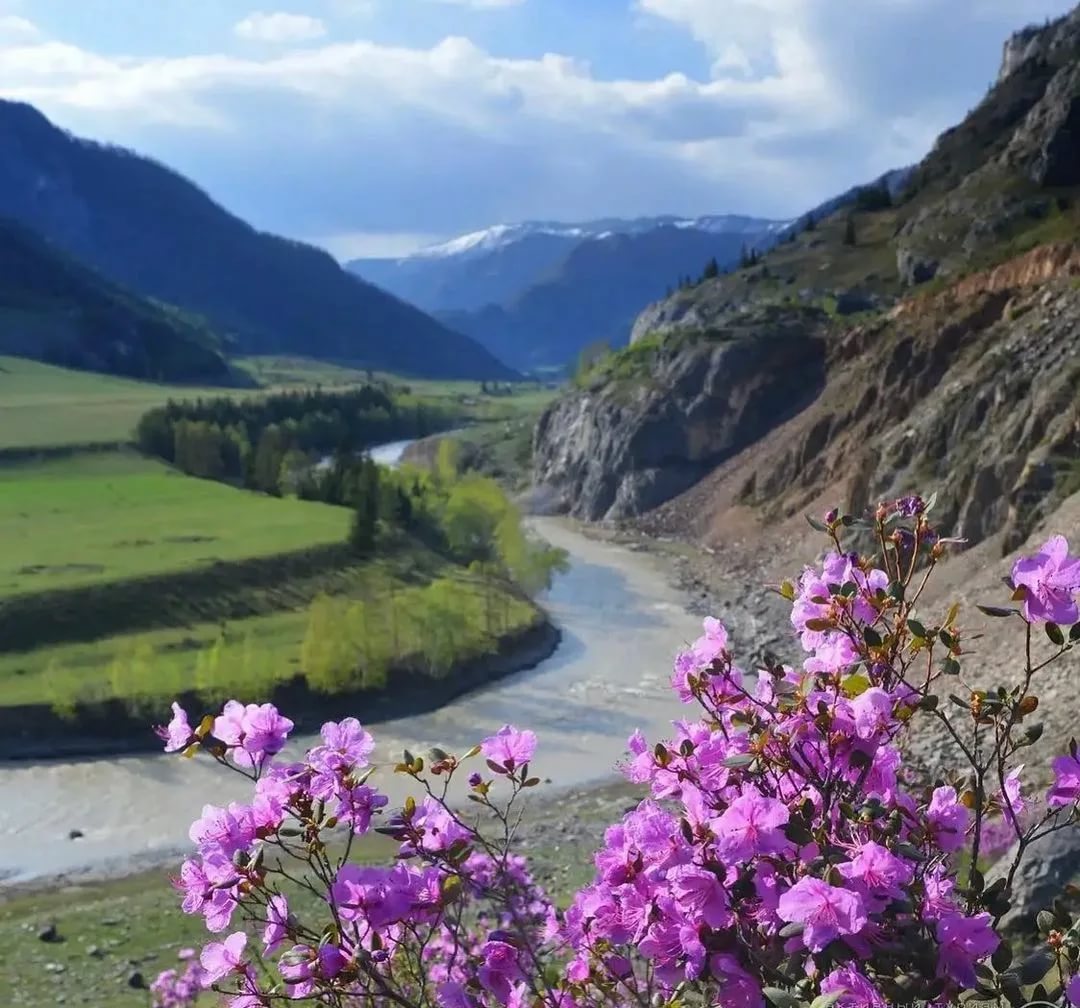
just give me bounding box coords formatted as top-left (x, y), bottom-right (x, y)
top-left (709, 953), bottom-right (764, 1008)
top-left (713, 788), bottom-right (790, 864)
top-left (478, 939), bottom-right (524, 1004)
top-left (309, 717), bottom-right (374, 773)
top-left (821, 964), bottom-right (887, 1008)
top-left (669, 864), bottom-right (732, 928)
top-left (438, 982), bottom-right (477, 1008)
top-left (999, 765), bottom-right (1026, 819)
top-left (481, 724), bottom-right (537, 772)
top-left (1049, 752), bottom-right (1080, 808)
top-left (262, 894), bottom-right (290, 953)
top-left (926, 786), bottom-right (969, 853)
top-left (155, 702), bottom-right (194, 753)
top-left (200, 931), bottom-right (247, 982)
top-left (239, 703), bottom-right (293, 766)
top-left (776, 877), bottom-right (868, 952)
top-left (1012, 535), bottom-right (1080, 625)
top-left (851, 688), bottom-right (895, 741)
top-left (837, 842), bottom-right (914, 910)
top-left (691, 617), bottom-right (729, 666)
top-left (935, 911), bottom-right (998, 987)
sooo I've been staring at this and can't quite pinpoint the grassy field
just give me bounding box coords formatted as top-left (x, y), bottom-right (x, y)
top-left (0, 356), bottom-right (240, 451)
top-left (0, 353), bottom-right (557, 453)
top-left (0, 452), bottom-right (350, 598)
top-left (0, 570), bottom-right (540, 709)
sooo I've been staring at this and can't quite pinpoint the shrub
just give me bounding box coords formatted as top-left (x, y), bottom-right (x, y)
top-left (151, 496), bottom-right (1080, 1008)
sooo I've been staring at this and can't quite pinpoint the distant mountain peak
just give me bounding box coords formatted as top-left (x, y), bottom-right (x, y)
top-left (374, 214), bottom-right (793, 265)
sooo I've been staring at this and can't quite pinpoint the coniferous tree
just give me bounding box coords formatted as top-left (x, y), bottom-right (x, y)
top-left (348, 456), bottom-right (379, 556)
top-left (702, 256), bottom-right (720, 281)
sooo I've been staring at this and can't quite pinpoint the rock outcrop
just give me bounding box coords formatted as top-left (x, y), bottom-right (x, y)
top-left (532, 309), bottom-right (827, 521)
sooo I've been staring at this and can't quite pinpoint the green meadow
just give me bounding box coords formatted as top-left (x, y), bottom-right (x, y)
top-left (0, 451), bottom-right (350, 598)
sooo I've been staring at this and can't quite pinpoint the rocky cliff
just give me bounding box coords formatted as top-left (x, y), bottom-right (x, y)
top-left (532, 307), bottom-right (826, 520)
top-left (533, 8), bottom-right (1080, 548)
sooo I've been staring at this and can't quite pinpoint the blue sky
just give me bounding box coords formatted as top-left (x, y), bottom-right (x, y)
top-left (0, 0), bottom-right (1075, 258)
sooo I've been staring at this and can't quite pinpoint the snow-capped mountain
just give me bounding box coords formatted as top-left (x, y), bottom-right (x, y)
top-left (346, 214), bottom-right (789, 370)
top-left (405, 215), bottom-right (790, 263)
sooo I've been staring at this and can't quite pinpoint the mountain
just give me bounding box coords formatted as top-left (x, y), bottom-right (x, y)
top-left (350, 216), bottom-right (787, 372)
top-left (533, 6), bottom-right (1080, 558)
top-left (0, 100), bottom-right (515, 381)
top-left (349, 215), bottom-right (786, 315)
top-left (0, 215), bottom-right (229, 382)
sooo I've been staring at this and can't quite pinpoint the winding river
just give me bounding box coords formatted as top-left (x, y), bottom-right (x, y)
top-left (0, 443), bottom-right (702, 885)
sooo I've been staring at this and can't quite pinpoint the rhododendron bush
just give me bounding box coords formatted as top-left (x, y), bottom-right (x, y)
top-left (152, 498), bottom-right (1080, 1008)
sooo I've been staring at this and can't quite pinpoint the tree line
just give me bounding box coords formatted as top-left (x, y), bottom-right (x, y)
top-left (135, 385), bottom-right (459, 495)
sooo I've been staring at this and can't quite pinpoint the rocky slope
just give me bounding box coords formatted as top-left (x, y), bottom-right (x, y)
top-left (533, 6), bottom-right (1080, 551)
top-left (531, 306), bottom-right (827, 520)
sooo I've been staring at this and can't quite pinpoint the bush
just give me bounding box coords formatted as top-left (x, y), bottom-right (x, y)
top-left (150, 496), bottom-right (1080, 1008)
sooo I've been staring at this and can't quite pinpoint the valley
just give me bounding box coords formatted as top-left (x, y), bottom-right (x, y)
top-left (2, 5), bottom-right (1080, 1008)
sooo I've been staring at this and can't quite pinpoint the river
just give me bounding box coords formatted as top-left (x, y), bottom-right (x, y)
top-left (0, 443), bottom-right (702, 885)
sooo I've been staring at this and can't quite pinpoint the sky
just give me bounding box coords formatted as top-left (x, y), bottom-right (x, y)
top-left (0, 0), bottom-right (1075, 259)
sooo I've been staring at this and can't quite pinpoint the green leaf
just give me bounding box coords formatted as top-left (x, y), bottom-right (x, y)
top-left (924, 491), bottom-right (938, 514)
top-left (778, 922), bottom-right (805, 939)
top-left (907, 619), bottom-right (928, 639)
top-left (977, 604), bottom-right (1016, 618)
top-left (804, 618), bottom-right (834, 632)
top-left (1070, 623), bottom-right (1080, 642)
top-left (763, 987), bottom-right (803, 1008)
top-left (991, 941), bottom-right (1013, 973)
top-left (942, 657), bottom-right (961, 676)
top-left (1017, 948), bottom-right (1054, 984)
top-left (806, 515), bottom-right (828, 532)
top-left (863, 627), bottom-right (883, 647)
top-left (888, 581), bottom-right (905, 601)
top-left (1045, 622), bottom-right (1066, 647)
top-left (810, 993), bottom-right (845, 1008)
top-left (722, 754), bottom-right (755, 769)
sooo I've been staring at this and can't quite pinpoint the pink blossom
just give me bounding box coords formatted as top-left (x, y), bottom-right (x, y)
top-left (935, 912), bottom-right (998, 987)
top-left (309, 717), bottom-right (374, 773)
top-left (821, 964), bottom-right (887, 1008)
top-left (850, 688), bottom-right (895, 740)
top-left (776, 877), bottom-right (868, 952)
top-left (1049, 752), bottom-right (1080, 808)
top-left (669, 864), bottom-right (733, 928)
top-left (926, 786), bottom-right (969, 853)
top-left (1012, 535), bottom-right (1080, 625)
top-left (200, 931), bottom-right (247, 982)
top-left (478, 939), bottom-right (524, 1004)
top-left (713, 788), bottom-right (790, 864)
top-left (481, 724), bottom-right (537, 772)
top-left (238, 703), bottom-right (293, 766)
top-left (710, 953), bottom-right (764, 1008)
top-left (837, 841), bottom-right (914, 910)
top-left (999, 765), bottom-right (1026, 819)
top-left (156, 703), bottom-right (194, 753)
top-left (262, 894), bottom-right (289, 953)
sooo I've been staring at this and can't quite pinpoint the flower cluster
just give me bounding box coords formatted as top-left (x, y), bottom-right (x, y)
top-left (153, 507), bottom-right (1080, 1008)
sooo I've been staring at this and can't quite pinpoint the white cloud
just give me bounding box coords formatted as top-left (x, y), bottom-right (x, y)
top-left (0, 0), bottom-right (1074, 240)
top-left (233, 11), bottom-right (327, 43)
top-left (0, 14), bottom-right (38, 43)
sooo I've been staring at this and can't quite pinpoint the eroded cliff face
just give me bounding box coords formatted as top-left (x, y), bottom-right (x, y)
top-left (532, 309), bottom-right (827, 521)
top-left (633, 244), bottom-right (1080, 555)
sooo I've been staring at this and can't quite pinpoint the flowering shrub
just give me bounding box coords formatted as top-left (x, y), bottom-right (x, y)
top-left (152, 497), bottom-right (1080, 1008)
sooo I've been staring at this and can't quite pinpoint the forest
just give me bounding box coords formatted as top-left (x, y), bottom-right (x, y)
top-left (134, 384), bottom-right (459, 494)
